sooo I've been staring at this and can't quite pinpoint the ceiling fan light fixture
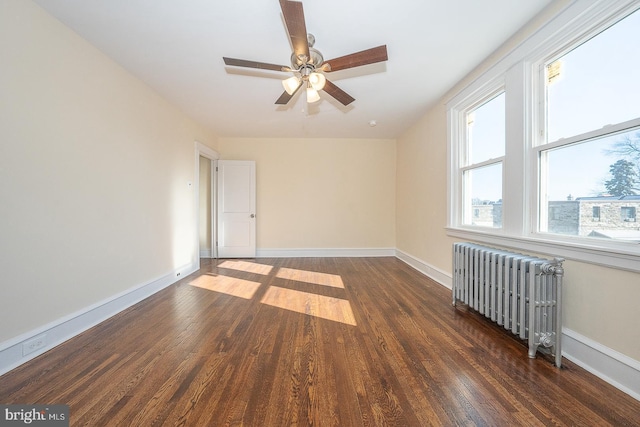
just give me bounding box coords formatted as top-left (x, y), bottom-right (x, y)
top-left (223, 1), bottom-right (388, 108)
top-left (282, 76), bottom-right (301, 95)
top-left (308, 72), bottom-right (326, 91)
top-left (306, 86), bottom-right (320, 103)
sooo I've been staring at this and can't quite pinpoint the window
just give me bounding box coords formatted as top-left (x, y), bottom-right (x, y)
top-left (622, 207), bottom-right (636, 222)
top-left (461, 92), bottom-right (505, 228)
top-left (538, 8), bottom-right (640, 242)
top-left (447, 1), bottom-right (640, 272)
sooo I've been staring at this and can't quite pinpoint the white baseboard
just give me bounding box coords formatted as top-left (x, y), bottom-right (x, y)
top-left (256, 247), bottom-right (396, 258)
top-left (395, 249), bottom-right (453, 289)
top-left (0, 262), bottom-right (196, 377)
top-left (200, 249), bottom-right (212, 258)
top-left (562, 328), bottom-right (640, 401)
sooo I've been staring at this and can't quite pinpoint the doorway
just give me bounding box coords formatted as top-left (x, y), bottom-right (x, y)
top-left (195, 142), bottom-right (219, 268)
top-left (194, 144), bottom-right (256, 265)
top-left (198, 155), bottom-right (213, 258)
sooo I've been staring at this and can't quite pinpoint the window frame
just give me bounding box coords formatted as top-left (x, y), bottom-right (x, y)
top-left (459, 88), bottom-right (506, 228)
top-left (449, 80), bottom-right (506, 232)
top-left (622, 206), bottom-right (637, 222)
top-left (447, 0), bottom-right (640, 273)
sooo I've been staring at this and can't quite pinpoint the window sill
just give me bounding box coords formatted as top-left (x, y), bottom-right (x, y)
top-left (446, 226), bottom-right (640, 273)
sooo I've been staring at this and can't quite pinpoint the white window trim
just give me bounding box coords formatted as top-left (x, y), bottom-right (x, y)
top-left (446, 0), bottom-right (640, 273)
top-left (456, 83), bottom-right (506, 229)
top-left (448, 79), bottom-right (506, 230)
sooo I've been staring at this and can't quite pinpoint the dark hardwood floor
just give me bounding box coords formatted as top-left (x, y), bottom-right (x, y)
top-left (1, 257), bottom-right (639, 426)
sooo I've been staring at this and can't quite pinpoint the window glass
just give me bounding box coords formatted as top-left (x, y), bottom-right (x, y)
top-left (546, 10), bottom-right (640, 142)
top-left (464, 163), bottom-right (503, 227)
top-left (621, 207), bottom-right (637, 221)
top-left (461, 91), bottom-right (505, 229)
top-left (540, 127), bottom-right (640, 240)
top-left (468, 93), bottom-right (505, 164)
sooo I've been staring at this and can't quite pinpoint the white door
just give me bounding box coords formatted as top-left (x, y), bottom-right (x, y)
top-left (217, 160), bottom-right (256, 258)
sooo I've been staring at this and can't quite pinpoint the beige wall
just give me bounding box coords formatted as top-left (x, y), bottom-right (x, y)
top-left (562, 261), bottom-right (640, 359)
top-left (395, 0), bottom-right (640, 361)
top-left (218, 138), bottom-right (396, 250)
top-left (0, 0), bottom-right (217, 343)
top-left (396, 102), bottom-right (456, 270)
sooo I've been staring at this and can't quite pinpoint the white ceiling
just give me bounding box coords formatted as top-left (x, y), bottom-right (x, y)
top-left (33, 0), bottom-right (554, 139)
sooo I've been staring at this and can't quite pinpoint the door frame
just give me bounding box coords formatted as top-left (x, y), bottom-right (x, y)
top-left (194, 141), bottom-right (220, 271)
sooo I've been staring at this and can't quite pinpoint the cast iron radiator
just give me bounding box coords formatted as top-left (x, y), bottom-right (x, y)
top-left (452, 242), bottom-right (565, 367)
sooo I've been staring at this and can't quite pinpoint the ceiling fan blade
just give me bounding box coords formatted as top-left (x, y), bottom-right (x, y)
top-left (223, 57), bottom-right (289, 72)
top-left (322, 80), bottom-right (355, 106)
top-left (323, 45), bottom-right (388, 72)
top-left (279, 0), bottom-right (309, 62)
top-left (275, 81), bottom-right (303, 104)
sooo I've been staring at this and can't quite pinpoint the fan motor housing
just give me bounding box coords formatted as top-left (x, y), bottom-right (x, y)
top-left (291, 34), bottom-right (324, 70)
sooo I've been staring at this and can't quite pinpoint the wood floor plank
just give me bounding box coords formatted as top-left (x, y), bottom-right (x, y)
top-left (1, 257), bottom-right (639, 426)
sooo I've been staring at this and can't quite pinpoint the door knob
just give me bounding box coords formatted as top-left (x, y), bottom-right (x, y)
top-left (250, 214), bottom-right (255, 218)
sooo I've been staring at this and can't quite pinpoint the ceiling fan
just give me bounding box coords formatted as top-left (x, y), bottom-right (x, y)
top-left (223, 0), bottom-right (388, 106)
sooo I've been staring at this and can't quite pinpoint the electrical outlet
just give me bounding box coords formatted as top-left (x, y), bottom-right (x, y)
top-left (22, 334), bottom-right (47, 356)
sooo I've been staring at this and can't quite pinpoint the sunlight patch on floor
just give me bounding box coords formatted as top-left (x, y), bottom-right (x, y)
top-left (260, 286), bottom-right (356, 326)
top-left (189, 274), bottom-right (262, 299)
top-left (217, 260), bottom-right (274, 275)
top-left (276, 267), bottom-right (345, 289)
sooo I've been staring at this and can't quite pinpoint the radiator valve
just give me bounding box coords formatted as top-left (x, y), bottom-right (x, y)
top-left (539, 332), bottom-right (554, 348)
